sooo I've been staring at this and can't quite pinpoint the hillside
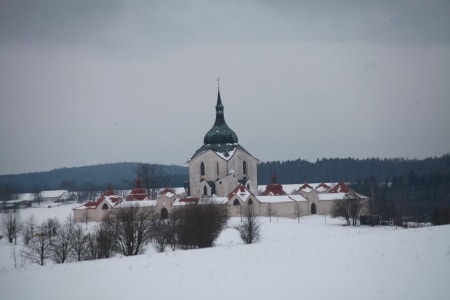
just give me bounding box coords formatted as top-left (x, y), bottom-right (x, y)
top-left (0, 204), bottom-right (449, 300)
top-left (1, 154), bottom-right (449, 192)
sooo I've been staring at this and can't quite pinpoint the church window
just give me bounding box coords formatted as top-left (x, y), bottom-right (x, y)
top-left (102, 203), bottom-right (108, 210)
top-left (311, 203), bottom-right (317, 215)
top-left (161, 208), bottom-right (168, 220)
top-left (248, 199), bottom-right (253, 205)
top-left (203, 186), bottom-right (208, 196)
top-left (243, 161), bottom-right (247, 176)
top-left (200, 162), bottom-right (205, 177)
top-left (233, 199), bottom-right (240, 206)
top-left (217, 162), bottom-right (219, 177)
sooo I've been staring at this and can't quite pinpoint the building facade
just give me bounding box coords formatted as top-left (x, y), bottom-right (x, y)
top-left (188, 88), bottom-right (258, 198)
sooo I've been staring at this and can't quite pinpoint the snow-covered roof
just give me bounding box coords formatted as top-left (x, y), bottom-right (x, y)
top-left (15, 193), bottom-right (35, 201)
top-left (159, 188), bottom-right (176, 198)
top-left (287, 194), bottom-right (308, 202)
top-left (258, 195), bottom-right (295, 203)
top-left (116, 199), bottom-right (157, 208)
top-left (227, 184), bottom-right (254, 202)
top-left (40, 190), bottom-right (69, 198)
top-left (199, 196), bottom-right (228, 205)
top-left (172, 198), bottom-right (199, 206)
top-left (318, 193), bottom-right (347, 201)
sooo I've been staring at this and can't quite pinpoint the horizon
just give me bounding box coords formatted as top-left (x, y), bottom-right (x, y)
top-left (1, 1), bottom-right (449, 175)
top-left (2, 153), bottom-right (449, 176)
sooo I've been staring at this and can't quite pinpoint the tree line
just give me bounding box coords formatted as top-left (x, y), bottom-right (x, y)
top-left (351, 171), bottom-right (450, 225)
top-left (2, 155), bottom-right (449, 194)
top-left (258, 155), bottom-right (450, 184)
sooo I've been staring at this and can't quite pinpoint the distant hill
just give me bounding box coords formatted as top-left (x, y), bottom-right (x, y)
top-left (0, 163), bottom-right (189, 192)
top-left (1, 154), bottom-right (449, 192)
top-left (258, 154), bottom-right (450, 184)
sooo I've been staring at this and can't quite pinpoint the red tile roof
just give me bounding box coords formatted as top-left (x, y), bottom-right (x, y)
top-left (262, 175), bottom-right (286, 196)
top-left (126, 177), bottom-right (148, 201)
top-left (330, 181), bottom-right (350, 193)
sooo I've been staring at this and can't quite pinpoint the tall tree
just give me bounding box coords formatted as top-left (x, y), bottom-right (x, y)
top-left (1, 210), bottom-right (22, 244)
top-left (332, 191), bottom-right (364, 226)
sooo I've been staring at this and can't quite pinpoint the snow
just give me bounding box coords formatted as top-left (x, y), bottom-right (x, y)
top-left (318, 192), bottom-right (347, 201)
top-left (116, 200), bottom-right (157, 208)
top-left (1, 205), bottom-right (449, 300)
top-left (215, 147), bottom-right (236, 161)
top-left (257, 195), bottom-right (307, 203)
top-left (39, 190), bottom-right (69, 198)
top-left (199, 196), bottom-right (228, 205)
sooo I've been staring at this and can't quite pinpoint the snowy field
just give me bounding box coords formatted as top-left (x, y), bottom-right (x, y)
top-left (1, 204), bottom-right (449, 300)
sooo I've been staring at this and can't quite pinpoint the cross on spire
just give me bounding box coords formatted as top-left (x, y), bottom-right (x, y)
top-left (217, 77), bottom-right (220, 90)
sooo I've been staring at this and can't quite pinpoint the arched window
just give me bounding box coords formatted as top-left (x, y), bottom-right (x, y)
top-left (233, 199), bottom-right (240, 206)
top-left (248, 198), bottom-right (253, 205)
top-left (102, 203), bottom-right (108, 210)
top-left (200, 162), bottom-right (205, 177)
top-left (203, 186), bottom-right (208, 196)
top-left (216, 162), bottom-right (219, 177)
top-left (311, 203), bottom-right (317, 215)
top-left (243, 161), bottom-right (247, 176)
top-left (161, 208), bottom-right (168, 220)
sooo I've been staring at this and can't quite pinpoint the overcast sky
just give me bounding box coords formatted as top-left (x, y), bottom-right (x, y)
top-left (1, 0), bottom-right (450, 175)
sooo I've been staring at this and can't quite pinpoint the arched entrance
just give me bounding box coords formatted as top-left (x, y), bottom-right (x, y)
top-left (311, 203), bottom-right (317, 215)
top-left (161, 208), bottom-right (168, 220)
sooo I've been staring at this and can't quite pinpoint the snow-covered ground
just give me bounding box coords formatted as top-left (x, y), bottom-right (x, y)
top-left (1, 204), bottom-right (449, 300)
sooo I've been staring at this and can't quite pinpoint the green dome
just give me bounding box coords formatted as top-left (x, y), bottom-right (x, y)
top-left (203, 90), bottom-right (238, 145)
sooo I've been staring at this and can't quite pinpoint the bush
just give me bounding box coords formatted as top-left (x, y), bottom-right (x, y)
top-left (174, 203), bottom-right (229, 249)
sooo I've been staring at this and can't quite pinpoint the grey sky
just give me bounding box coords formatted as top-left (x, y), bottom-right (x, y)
top-left (1, 0), bottom-right (449, 175)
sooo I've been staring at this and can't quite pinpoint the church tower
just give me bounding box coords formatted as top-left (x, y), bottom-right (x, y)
top-left (188, 86), bottom-right (258, 198)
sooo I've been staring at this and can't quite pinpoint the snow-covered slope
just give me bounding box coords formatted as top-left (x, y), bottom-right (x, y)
top-left (0, 205), bottom-right (449, 300)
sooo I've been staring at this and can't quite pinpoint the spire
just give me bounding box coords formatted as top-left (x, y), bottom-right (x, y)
top-left (203, 83), bottom-right (238, 145)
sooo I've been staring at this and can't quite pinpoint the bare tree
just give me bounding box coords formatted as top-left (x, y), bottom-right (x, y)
top-left (151, 218), bottom-right (172, 253)
top-left (70, 221), bottom-right (89, 261)
top-left (294, 202), bottom-right (302, 223)
top-left (50, 217), bottom-right (73, 263)
top-left (235, 204), bottom-right (261, 244)
top-left (267, 203), bottom-right (277, 223)
top-left (136, 163), bottom-right (168, 199)
top-left (332, 192), bottom-right (364, 226)
top-left (87, 212), bottom-right (117, 260)
top-left (21, 215), bottom-right (36, 245)
top-left (24, 219), bottom-right (54, 265)
top-left (1, 210), bottom-right (22, 244)
top-left (114, 205), bottom-right (154, 256)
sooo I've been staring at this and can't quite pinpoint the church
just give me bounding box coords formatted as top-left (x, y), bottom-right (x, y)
top-left (183, 86), bottom-right (367, 219)
top-left (187, 87), bottom-right (258, 199)
top-left (74, 85), bottom-right (368, 222)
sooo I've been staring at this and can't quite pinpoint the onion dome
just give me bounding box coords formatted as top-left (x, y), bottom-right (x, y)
top-left (203, 89), bottom-right (238, 145)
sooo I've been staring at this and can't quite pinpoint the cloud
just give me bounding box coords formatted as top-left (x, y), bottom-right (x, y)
top-left (1, 0), bottom-right (450, 174)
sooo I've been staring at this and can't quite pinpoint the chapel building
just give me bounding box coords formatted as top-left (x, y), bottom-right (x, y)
top-left (187, 88), bottom-right (258, 198)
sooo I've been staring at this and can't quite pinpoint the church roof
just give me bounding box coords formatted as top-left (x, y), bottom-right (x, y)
top-left (203, 89), bottom-right (238, 145)
top-left (190, 142), bottom-right (256, 161)
top-left (189, 87), bottom-right (257, 162)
